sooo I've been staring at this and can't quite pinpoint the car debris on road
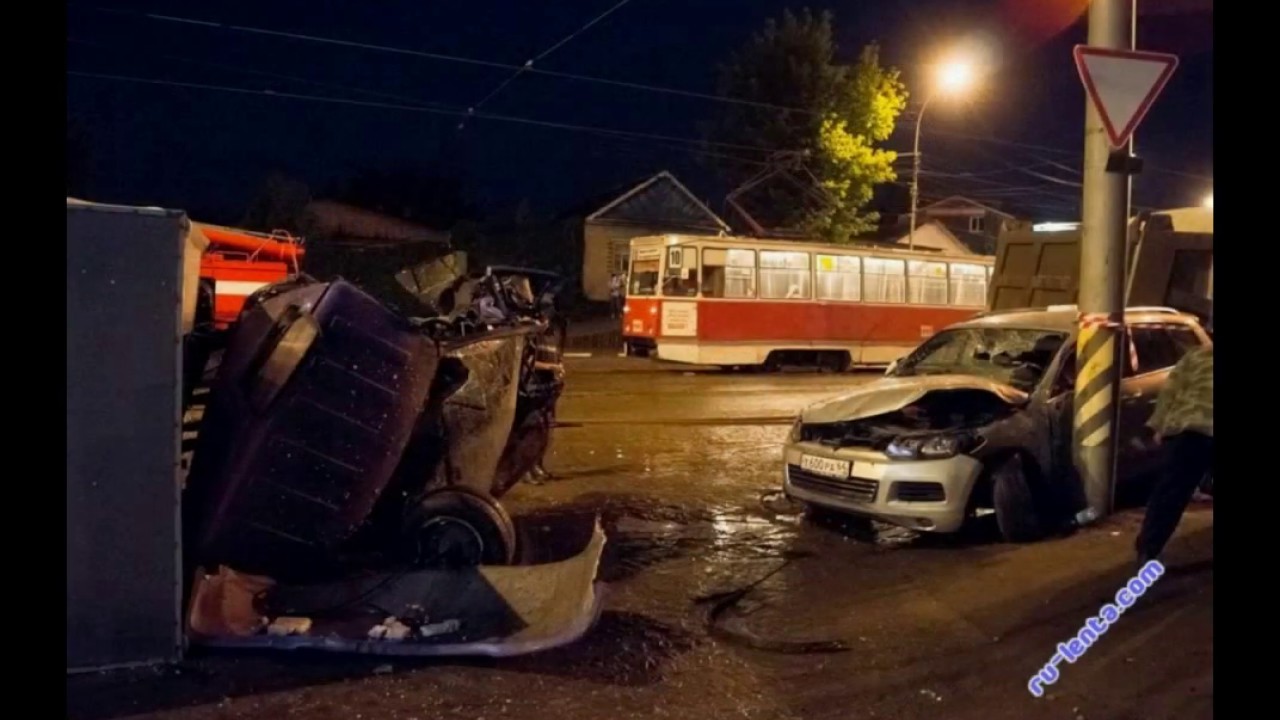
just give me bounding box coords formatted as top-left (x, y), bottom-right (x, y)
top-left (177, 265), bottom-right (603, 657)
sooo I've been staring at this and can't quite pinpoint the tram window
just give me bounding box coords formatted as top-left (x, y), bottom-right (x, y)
top-left (760, 251), bottom-right (811, 299)
top-left (909, 260), bottom-right (949, 305)
top-left (863, 257), bottom-right (906, 303)
top-left (628, 256), bottom-right (660, 296)
top-left (701, 248), bottom-right (756, 298)
top-left (661, 246), bottom-right (699, 297)
top-left (816, 254), bottom-right (861, 301)
top-left (949, 262), bottom-right (989, 306)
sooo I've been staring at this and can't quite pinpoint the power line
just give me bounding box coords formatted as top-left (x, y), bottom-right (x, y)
top-left (78, 4), bottom-right (820, 117)
top-left (67, 37), bottom-right (458, 110)
top-left (537, 0), bottom-right (635, 61)
top-left (461, 0), bottom-right (636, 127)
top-left (67, 70), bottom-right (791, 155)
top-left (70, 37), bottom-right (774, 170)
top-left (72, 6), bottom-right (1210, 187)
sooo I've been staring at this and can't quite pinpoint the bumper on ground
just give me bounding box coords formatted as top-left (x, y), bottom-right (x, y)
top-left (782, 442), bottom-right (983, 533)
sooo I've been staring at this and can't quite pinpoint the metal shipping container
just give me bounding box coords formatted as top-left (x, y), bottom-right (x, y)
top-left (67, 200), bottom-right (202, 671)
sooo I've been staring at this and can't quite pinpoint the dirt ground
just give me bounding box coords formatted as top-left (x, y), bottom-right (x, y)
top-left (68, 357), bottom-right (1213, 720)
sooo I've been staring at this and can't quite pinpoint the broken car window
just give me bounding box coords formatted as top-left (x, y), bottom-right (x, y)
top-left (892, 327), bottom-right (1068, 392)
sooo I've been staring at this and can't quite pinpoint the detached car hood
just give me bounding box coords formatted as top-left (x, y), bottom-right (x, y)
top-left (799, 374), bottom-right (1029, 425)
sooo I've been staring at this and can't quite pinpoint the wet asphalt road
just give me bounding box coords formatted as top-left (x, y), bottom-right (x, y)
top-left (69, 356), bottom-right (1213, 720)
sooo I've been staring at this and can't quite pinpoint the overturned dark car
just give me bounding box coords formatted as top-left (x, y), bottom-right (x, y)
top-left (185, 266), bottom-right (569, 581)
top-left (782, 306), bottom-right (1211, 542)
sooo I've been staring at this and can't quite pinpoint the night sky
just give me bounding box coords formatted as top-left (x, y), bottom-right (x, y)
top-left (66, 0), bottom-right (1213, 225)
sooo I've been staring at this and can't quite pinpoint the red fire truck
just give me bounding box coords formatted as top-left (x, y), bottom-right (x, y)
top-left (194, 224), bottom-right (305, 329)
top-left (622, 234), bottom-right (992, 370)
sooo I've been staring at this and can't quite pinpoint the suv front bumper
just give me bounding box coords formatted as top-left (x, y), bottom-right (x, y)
top-left (782, 441), bottom-right (984, 533)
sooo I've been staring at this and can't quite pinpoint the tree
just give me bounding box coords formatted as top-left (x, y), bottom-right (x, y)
top-left (706, 9), bottom-right (907, 240)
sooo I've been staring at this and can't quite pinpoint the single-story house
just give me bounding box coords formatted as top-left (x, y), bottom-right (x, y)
top-left (571, 171), bottom-right (730, 302)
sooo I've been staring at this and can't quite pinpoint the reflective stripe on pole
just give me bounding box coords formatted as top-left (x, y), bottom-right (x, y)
top-left (1074, 313), bottom-right (1123, 449)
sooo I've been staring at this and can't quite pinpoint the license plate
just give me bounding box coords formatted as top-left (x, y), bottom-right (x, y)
top-left (800, 454), bottom-right (850, 479)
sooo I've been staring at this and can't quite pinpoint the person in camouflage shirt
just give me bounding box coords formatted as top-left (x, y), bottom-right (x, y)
top-left (1136, 340), bottom-right (1213, 563)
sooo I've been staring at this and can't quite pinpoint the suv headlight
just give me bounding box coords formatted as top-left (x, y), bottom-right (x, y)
top-left (885, 433), bottom-right (976, 460)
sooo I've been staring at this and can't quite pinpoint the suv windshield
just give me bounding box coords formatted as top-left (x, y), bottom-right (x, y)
top-left (892, 327), bottom-right (1068, 392)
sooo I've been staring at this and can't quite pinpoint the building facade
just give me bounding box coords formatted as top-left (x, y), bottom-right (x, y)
top-left (577, 172), bottom-right (730, 302)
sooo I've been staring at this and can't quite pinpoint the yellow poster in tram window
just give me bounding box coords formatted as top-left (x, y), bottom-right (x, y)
top-left (818, 254), bottom-right (836, 272)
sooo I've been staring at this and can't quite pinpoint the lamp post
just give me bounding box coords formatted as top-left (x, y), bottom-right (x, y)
top-left (909, 60), bottom-right (976, 251)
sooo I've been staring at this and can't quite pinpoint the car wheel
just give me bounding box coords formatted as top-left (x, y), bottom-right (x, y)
top-left (991, 455), bottom-right (1045, 543)
top-left (405, 487), bottom-right (517, 568)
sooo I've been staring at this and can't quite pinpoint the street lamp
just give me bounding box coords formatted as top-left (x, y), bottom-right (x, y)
top-left (1202, 193), bottom-right (1213, 210)
top-left (909, 59), bottom-right (977, 251)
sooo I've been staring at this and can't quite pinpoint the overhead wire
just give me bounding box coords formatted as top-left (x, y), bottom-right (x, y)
top-left (72, 5), bottom-right (1208, 201)
top-left (67, 37), bottom-right (458, 110)
top-left (66, 70), bottom-right (795, 156)
top-left (76, 4), bottom-right (823, 117)
top-left (459, 0), bottom-right (636, 128)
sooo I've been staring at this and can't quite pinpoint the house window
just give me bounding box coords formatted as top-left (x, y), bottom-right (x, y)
top-left (609, 239), bottom-right (631, 273)
top-left (969, 215), bottom-right (986, 233)
top-left (760, 250), bottom-right (811, 299)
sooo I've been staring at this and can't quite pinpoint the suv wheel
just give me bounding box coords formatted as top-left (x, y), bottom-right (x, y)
top-left (991, 455), bottom-right (1045, 542)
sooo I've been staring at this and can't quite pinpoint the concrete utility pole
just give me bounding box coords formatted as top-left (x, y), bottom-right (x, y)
top-left (909, 99), bottom-right (930, 252)
top-left (1072, 0), bottom-right (1132, 525)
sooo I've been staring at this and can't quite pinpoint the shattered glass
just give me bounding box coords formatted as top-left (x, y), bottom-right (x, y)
top-left (893, 327), bottom-right (1068, 392)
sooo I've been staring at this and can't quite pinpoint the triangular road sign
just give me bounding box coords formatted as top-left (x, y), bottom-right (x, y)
top-left (1074, 46), bottom-right (1179, 148)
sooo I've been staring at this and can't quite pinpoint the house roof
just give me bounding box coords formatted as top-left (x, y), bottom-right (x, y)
top-left (918, 195), bottom-right (1017, 220)
top-left (305, 200), bottom-right (450, 247)
top-left (878, 213), bottom-right (995, 255)
top-left (576, 171), bottom-right (730, 232)
top-left (890, 220), bottom-right (981, 256)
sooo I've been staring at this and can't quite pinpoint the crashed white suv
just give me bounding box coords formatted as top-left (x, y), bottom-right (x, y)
top-left (782, 307), bottom-right (1210, 541)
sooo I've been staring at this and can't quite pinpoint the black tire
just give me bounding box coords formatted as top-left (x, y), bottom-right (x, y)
top-left (991, 455), bottom-right (1045, 542)
top-left (405, 487), bottom-right (518, 568)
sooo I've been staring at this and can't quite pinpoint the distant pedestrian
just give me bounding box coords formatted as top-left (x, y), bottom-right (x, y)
top-left (1136, 333), bottom-right (1213, 565)
top-left (609, 273), bottom-right (625, 318)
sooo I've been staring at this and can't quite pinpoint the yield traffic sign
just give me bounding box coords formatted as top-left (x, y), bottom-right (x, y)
top-left (1074, 46), bottom-right (1179, 148)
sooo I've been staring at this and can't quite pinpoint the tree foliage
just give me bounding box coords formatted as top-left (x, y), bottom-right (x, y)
top-left (707, 8), bottom-right (907, 240)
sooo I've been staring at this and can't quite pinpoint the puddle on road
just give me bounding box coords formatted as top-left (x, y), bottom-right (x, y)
top-left (515, 490), bottom-right (931, 590)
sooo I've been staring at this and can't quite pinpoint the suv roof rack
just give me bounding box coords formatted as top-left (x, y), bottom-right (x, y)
top-left (973, 304), bottom-right (1184, 320)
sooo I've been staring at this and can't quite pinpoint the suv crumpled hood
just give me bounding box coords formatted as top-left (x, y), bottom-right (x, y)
top-left (799, 375), bottom-right (1029, 425)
